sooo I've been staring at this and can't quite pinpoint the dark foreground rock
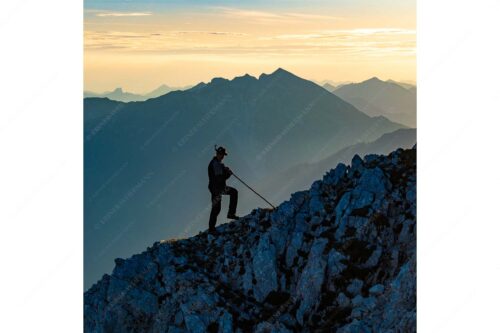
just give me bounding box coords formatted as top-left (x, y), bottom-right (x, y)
top-left (85, 147), bottom-right (416, 333)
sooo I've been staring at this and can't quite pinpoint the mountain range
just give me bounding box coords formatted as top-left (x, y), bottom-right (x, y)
top-left (332, 77), bottom-right (416, 127)
top-left (84, 68), bottom-right (407, 289)
top-left (84, 78), bottom-right (416, 129)
top-left (317, 80), bottom-right (353, 90)
top-left (85, 146), bottom-right (416, 332)
top-left (84, 84), bottom-right (192, 102)
top-left (322, 83), bottom-right (337, 92)
top-left (386, 79), bottom-right (416, 91)
top-left (257, 128), bottom-right (416, 206)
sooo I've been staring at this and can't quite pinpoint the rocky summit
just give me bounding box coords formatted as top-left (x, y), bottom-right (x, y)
top-left (84, 146), bottom-right (416, 333)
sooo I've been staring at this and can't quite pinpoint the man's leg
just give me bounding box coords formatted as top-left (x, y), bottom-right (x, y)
top-left (225, 186), bottom-right (238, 217)
top-left (209, 193), bottom-right (221, 232)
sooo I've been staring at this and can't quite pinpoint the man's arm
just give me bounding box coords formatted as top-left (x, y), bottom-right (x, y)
top-left (224, 166), bottom-right (232, 180)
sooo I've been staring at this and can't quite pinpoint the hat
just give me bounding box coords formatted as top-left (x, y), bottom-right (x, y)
top-left (215, 145), bottom-right (228, 156)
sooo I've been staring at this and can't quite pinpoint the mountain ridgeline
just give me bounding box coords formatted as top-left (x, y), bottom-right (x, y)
top-left (84, 84), bottom-right (193, 102)
top-left (333, 77), bottom-right (416, 127)
top-left (85, 146), bottom-right (416, 332)
top-left (84, 68), bottom-right (406, 289)
top-left (257, 128), bottom-right (416, 205)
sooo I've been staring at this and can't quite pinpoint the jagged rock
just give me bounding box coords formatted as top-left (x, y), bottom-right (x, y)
top-left (309, 181), bottom-right (325, 216)
top-left (363, 246), bottom-right (382, 268)
top-left (357, 167), bottom-right (389, 194)
top-left (351, 154), bottom-right (364, 174)
top-left (218, 311), bottom-right (233, 333)
top-left (326, 248), bottom-right (346, 277)
top-left (255, 322), bottom-right (293, 333)
top-left (84, 147), bottom-right (416, 333)
top-left (337, 319), bottom-right (371, 333)
top-left (369, 284), bottom-right (384, 295)
top-left (285, 231), bottom-right (303, 267)
top-left (347, 279), bottom-right (364, 296)
top-left (252, 233), bottom-right (278, 302)
top-left (295, 238), bottom-right (328, 324)
top-left (323, 162), bottom-right (347, 185)
top-left (337, 292), bottom-right (351, 307)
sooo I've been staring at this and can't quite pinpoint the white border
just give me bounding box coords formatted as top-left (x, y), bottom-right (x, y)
top-left (0, 0), bottom-right (83, 331)
top-left (418, 0), bottom-right (500, 331)
top-left (1, 0), bottom-right (499, 331)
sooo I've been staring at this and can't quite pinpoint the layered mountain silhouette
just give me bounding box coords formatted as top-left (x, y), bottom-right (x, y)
top-left (84, 84), bottom-right (192, 102)
top-left (257, 128), bottom-right (416, 205)
top-left (85, 146), bottom-right (416, 332)
top-left (84, 68), bottom-right (406, 289)
top-left (386, 79), bottom-right (416, 91)
top-left (333, 77), bottom-right (416, 127)
top-left (322, 82), bottom-right (337, 93)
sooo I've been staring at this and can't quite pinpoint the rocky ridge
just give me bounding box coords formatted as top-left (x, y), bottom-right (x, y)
top-left (85, 146), bottom-right (416, 332)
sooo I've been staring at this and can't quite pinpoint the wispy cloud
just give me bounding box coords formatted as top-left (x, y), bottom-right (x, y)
top-left (215, 7), bottom-right (342, 23)
top-left (85, 27), bottom-right (415, 58)
top-left (95, 12), bottom-right (152, 17)
top-left (269, 28), bottom-right (416, 40)
top-left (346, 28), bottom-right (416, 35)
top-left (84, 30), bottom-right (252, 53)
top-left (285, 13), bottom-right (344, 20)
top-left (170, 31), bottom-right (249, 36)
top-left (218, 8), bottom-right (282, 19)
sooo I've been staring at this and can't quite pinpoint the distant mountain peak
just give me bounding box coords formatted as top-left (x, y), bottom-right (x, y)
top-left (386, 79), bottom-right (416, 91)
top-left (198, 69), bottom-right (308, 91)
top-left (232, 73), bottom-right (258, 84)
top-left (193, 69), bottom-right (303, 94)
top-left (113, 87), bottom-right (124, 93)
top-left (149, 84), bottom-right (171, 92)
top-left (190, 82), bottom-right (206, 91)
top-left (273, 67), bottom-right (289, 74)
top-left (334, 76), bottom-right (416, 127)
top-left (271, 67), bottom-right (296, 77)
top-left (210, 77), bottom-right (229, 85)
top-left (365, 77), bottom-right (382, 83)
top-left (323, 82), bottom-right (337, 92)
top-left (258, 67), bottom-right (297, 80)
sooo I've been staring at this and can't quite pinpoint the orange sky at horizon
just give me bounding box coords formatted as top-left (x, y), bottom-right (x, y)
top-left (84, 3), bottom-right (416, 93)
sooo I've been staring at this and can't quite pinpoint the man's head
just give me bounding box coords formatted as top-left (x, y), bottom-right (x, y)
top-left (215, 146), bottom-right (228, 161)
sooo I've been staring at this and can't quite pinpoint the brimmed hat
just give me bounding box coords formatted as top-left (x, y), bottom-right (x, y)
top-left (215, 145), bottom-right (228, 156)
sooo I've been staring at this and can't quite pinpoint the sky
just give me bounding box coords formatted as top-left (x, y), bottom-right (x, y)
top-left (84, 0), bottom-right (416, 93)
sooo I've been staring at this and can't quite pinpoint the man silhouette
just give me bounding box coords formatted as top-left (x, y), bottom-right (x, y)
top-left (208, 145), bottom-right (239, 233)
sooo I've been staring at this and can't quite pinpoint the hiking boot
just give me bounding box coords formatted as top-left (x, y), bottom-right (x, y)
top-left (227, 214), bottom-right (240, 220)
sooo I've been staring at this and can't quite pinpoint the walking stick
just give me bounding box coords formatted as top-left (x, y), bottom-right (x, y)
top-left (231, 172), bottom-right (276, 209)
